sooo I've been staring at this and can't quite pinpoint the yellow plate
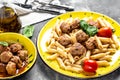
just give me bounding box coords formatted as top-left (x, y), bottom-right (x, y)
top-left (0, 32), bottom-right (37, 79)
top-left (37, 11), bottom-right (120, 79)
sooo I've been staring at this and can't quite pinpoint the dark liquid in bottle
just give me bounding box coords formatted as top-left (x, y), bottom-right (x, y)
top-left (0, 6), bottom-right (21, 32)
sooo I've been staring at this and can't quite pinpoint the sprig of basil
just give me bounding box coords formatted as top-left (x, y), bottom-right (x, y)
top-left (86, 26), bottom-right (98, 36)
top-left (80, 20), bottom-right (98, 36)
top-left (22, 25), bottom-right (34, 38)
top-left (80, 20), bottom-right (89, 31)
top-left (0, 41), bottom-right (8, 46)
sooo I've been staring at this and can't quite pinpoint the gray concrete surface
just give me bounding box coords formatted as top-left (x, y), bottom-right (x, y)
top-left (14, 0), bottom-right (120, 80)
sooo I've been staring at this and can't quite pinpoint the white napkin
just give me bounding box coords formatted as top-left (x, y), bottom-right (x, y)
top-left (10, 3), bottom-right (56, 27)
top-left (8, 0), bottom-right (61, 27)
top-left (19, 12), bottom-right (55, 27)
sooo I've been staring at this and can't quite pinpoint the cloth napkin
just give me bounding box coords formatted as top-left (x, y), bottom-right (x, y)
top-left (10, 4), bottom-right (56, 28)
top-left (8, 0), bottom-right (61, 27)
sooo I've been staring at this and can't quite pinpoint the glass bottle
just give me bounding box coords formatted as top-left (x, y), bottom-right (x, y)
top-left (0, 1), bottom-right (21, 33)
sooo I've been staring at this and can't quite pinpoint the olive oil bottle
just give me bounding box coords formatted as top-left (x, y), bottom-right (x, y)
top-left (0, 2), bottom-right (21, 33)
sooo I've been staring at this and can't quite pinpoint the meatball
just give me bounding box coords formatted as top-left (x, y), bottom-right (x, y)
top-left (0, 45), bottom-right (4, 53)
top-left (4, 46), bottom-right (11, 51)
top-left (71, 18), bottom-right (80, 30)
top-left (0, 51), bottom-right (13, 63)
top-left (88, 19), bottom-right (101, 29)
top-left (11, 56), bottom-right (23, 68)
top-left (0, 46), bottom-right (11, 53)
top-left (76, 30), bottom-right (89, 42)
top-left (69, 43), bottom-right (86, 56)
top-left (57, 34), bottom-right (71, 46)
top-left (18, 50), bottom-right (28, 61)
top-left (60, 21), bottom-right (71, 33)
top-left (0, 63), bottom-right (6, 72)
top-left (88, 19), bottom-right (96, 26)
top-left (6, 61), bottom-right (16, 75)
top-left (10, 43), bottom-right (22, 53)
top-left (85, 37), bottom-right (97, 50)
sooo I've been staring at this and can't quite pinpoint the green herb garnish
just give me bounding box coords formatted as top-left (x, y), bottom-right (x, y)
top-left (80, 20), bottom-right (98, 36)
top-left (0, 41), bottom-right (8, 46)
top-left (86, 26), bottom-right (98, 36)
top-left (22, 25), bottom-right (34, 38)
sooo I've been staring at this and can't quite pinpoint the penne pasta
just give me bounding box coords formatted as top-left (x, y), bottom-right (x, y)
top-left (92, 48), bottom-right (107, 54)
top-left (55, 20), bottom-right (62, 36)
top-left (64, 59), bottom-right (71, 65)
top-left (90, 53), bottom-right (107, 60)
top-left (107, 48), bottom-right (116, 54)
top-left (112, 35), bottom-right (120, 49)
top-left (70, 34), bottom-right (77, 43)
top-left (68, 53), bottom-right (75, 64)
top-left (71, 64), bottom-right (82, 68)
top-left (75, 57), bottom-right (88, 65)
top-left (47, 53), bottom-right (59, 60)
top-left (55, 41), bottom-right (65, 50)
top-left (85, 50), bottom-right (91, 59)
top-left (110, 44), bottom-right (116, 49)
top-left (99, 55), bottom-right (112, 61)
top-left (65, 66), bottom-right (83, 73)
top-left (102, 44), bottom-right (109, 48)
top-left (52, 31), bottom-right (59, 40)
top-left (102, 18), bottom-right (114, 29)
top-left (97, 18), bottom-right (106, 27)
top-left (57, 57), bottom-right (66, 69)
top-left (57, 47), bottom-right (67, 58)
top-left (99, 37), bottom-right (113, 44)
top-left (97, 60), bottom-right (110, 67)
top-left (95, 35), bottom-right (103, 49)
top-left (74, 56), bottom-right (80, 62)
top-left (46, 47), bottom-right (57, 53)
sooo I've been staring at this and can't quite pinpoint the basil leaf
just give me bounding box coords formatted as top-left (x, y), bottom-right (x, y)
top-left (80, 20), bottom-right (98, 36)
top-left (0, 41), bottom-right (8, 46)
top-left (80, 20), bottom-right (89, 31)
top-left (86, 26), bottom-right (98, 36)
top-left (22, 25), bottom-right (34, 38)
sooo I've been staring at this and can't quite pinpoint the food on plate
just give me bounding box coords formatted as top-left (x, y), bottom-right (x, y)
top-left (0, 42), bottom-right (28, 76)
top-left (97, 27), bottom-right (112, 38)
top-left (82, 59), bottom-right (98, 72)
top-left (45, 17), bottom-right (120, 76)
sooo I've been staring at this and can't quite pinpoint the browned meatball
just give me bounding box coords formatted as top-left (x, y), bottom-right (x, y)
top-left (0, 63), bottom-right (6, 72)
top-left (10, 43), bottom-right (22, 53)
top-left (11, 56), bottom-right (23, 68)
top-left (76, 30), bottom-right (89, 42)
top-left (18, 50), bottom-right (28, 61)
top-left (60, 21), bottom-right (71, 33)
top-left (69, 43), bottom-right (86, 56)
top-left (88, 20), bottom-right (101, 29)
top-left (85, 37), bottom-right (97, 50)
top-left (4, 46), bottom-right (11, 51)
top-left (57, 34), bottom-right (71, 46)
top-left (6, 61), bottom-right (16, 75)
top-left (71, 18), bottom-right (80, 30)
top-left (0, 51), bottom-right (13, 63)
top-left (88, 19), bottom-right (96, 26)
top-left (0, 45), bottom-right (4, 53)
top-left (0, 46), bottom-right (10, 53)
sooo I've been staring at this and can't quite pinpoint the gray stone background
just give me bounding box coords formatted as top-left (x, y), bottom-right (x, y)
top-left (14, 0), bottom-right (120, 80)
